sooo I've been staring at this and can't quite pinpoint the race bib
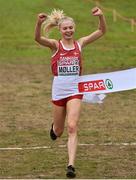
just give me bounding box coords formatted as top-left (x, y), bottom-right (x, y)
top-left (58, 56), bottom-right (80, 76)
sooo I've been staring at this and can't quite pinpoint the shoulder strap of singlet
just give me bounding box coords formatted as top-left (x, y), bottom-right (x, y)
top-left (75, 41), bottom-right (81, 52)
top-left (59, 40), bottom-right (65, 51)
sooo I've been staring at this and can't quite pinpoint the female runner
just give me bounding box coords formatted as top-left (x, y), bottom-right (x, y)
top-left (35, 7), bottom-right (106, 178)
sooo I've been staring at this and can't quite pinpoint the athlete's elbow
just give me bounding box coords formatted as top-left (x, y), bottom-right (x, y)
top-left (35, 36), bottom-right (40, 42)
top-left (99, 28), bottom-right (106, 36)
top-left (102, 28), bottom-right (106, 34)
top-left (101, 26), bottom-right (107, 34)
top-left (34, 36), bottom-right (39, 42)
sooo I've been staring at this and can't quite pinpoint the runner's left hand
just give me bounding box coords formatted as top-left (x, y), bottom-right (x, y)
top-left (92, 7), bottom-right (103, 16)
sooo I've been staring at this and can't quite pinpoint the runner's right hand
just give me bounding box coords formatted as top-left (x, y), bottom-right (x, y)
top-left (37, 13), bottom-right (48, 23)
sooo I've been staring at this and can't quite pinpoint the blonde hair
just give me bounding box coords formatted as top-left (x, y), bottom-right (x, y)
top-left (42, 9), bottom-right (75, 36)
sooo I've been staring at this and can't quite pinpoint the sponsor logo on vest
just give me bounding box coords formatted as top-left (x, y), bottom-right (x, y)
top-left (78, 79), bottom-right (113, 92)
top-left (60, 53), bottom-right (67, 56)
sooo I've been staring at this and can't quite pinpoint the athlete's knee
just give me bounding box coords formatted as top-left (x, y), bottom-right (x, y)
top-left (67, 121), bottom-right (77, 134)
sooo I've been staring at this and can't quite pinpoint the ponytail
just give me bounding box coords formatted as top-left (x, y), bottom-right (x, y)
top-left (42, 9), bottom-right (65, 35)
top-left (42, 9), bottom-right (75, 36)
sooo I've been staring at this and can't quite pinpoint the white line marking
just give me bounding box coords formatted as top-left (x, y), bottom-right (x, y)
top-left (0, 142), bottom-right (136, 151)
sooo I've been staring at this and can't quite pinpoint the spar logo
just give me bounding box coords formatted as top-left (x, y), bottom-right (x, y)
top-left (78, 79), bottom-right (113, 92)
top-left (105, 79), bottom-right (113, 89)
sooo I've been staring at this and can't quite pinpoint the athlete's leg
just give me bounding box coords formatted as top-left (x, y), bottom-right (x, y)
top-left (52, 103), bottom-right (66, 137)
top-left (66, 98), bottom-right (82, 166)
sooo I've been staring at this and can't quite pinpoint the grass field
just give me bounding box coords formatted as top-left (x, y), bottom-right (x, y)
top-left (0, 0), bottom-right (136, 179)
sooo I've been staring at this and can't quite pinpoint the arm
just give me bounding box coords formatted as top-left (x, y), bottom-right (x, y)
top-left (35, 13), bottom-right (58, 51)
top-left (78, 7), bottom-right (106, 48)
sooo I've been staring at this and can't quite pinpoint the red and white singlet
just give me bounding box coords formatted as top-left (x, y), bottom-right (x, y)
top-left (51, 40), bottom-right (83, 101)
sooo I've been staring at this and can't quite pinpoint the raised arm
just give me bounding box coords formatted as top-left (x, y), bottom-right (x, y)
top-left (35, 13), bottom-right (58, 51)
top-left (78, 7), bottom-right (106, 48)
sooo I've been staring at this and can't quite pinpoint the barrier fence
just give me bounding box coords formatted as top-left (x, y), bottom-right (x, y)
top-left (87, 0), bottom-right (136, 32)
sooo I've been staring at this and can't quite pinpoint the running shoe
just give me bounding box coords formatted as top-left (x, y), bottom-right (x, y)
top-left (50, 123), bottom-right (57, 140)
top-left (66, 165), bottom-right (76, 178)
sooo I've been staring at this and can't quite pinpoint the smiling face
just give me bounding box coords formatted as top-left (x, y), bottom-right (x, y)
top-left (59, 19), bottom-right (75, 40)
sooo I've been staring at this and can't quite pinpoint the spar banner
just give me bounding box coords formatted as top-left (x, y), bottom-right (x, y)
top-left (78, 68), bottom-right (136, 94)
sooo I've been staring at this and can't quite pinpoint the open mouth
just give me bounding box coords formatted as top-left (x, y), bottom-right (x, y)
top-left (65, 32), bottom-right (73, 38)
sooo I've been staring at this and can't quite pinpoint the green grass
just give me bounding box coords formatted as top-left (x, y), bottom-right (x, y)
top-left (0, 0), bottom-right (136, 179)
top-left (0, 0), bottom-right (136, 68)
